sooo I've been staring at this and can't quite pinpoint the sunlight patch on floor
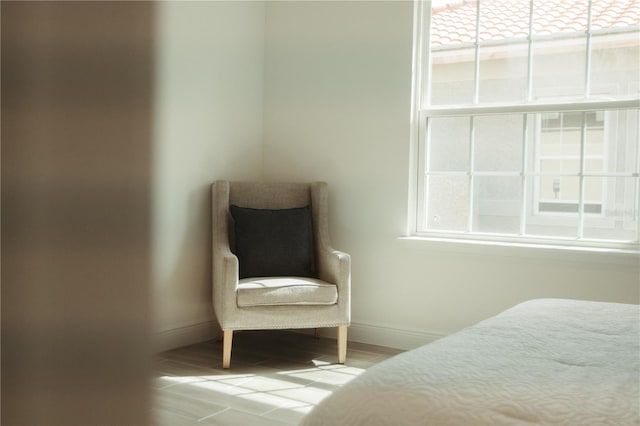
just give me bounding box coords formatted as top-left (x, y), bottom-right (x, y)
top-left (156, 362), bottom-right (365, 418)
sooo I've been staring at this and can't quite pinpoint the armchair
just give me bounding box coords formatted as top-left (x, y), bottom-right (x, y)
top-left (211, 181), bottom-right (351, 369)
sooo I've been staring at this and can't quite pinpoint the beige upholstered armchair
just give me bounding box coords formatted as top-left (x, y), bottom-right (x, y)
top-left (211, 181), bottom-right (351, 369)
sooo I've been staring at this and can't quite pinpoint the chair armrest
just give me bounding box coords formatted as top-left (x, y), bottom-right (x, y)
top-left (213, 246), bottom-right (239, 329)
top-left (318, 247), bottom-right (349, 283)
top-left (310, 181), bottom-right (349, 321)
top-left (211, 180), bottom-right (241, 329)
top-left (317, 245), bottom-right (351, 322)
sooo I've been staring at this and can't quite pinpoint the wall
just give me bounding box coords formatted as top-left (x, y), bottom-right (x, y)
top-left (2, 2), bottom-right (152, 424)
top-left (152, 1), bottom-right (265, 350)
top-left (263, 1), bottom-right (640, 349)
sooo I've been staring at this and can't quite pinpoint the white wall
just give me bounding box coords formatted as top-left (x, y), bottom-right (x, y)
top-left (153, 1), bottom-right (265, 350)
top-left (151, 0), bottom-right (639, 352)
top-left (263, 1), bottom-right (640, 349)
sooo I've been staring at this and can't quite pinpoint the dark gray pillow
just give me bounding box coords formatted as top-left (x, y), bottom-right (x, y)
top-left (229, 205), bottom-right (315, 279)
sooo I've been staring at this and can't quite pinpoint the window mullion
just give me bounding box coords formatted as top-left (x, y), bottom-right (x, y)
top-left (473, 0), bottom-right (481, 104)
top-left (520, 114), bottom-right (530, 236)
top-left (425, 99), bottom-right (639, 117)
top-left (578, 111), bottom-right (588, 239)
top-left (636, 176), bottom-right (640, 244)
top-left (520, 0), bottom-right (534, 236)
top-left (636, 110), bottom-right (640, 243)
top-left (584, 0), bottom-right (594, 98)
top-left (468, 117), bottom-right (476, 233)
top-left (420, 115), bottom-right (431, 232)
top-left (526, 0), bottom-right (534, 102)
top-left (467, 0), bottom-right (481, 232)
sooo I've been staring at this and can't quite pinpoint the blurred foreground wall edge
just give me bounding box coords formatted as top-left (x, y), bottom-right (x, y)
top-left (1, 2), bottom-right (153, 424)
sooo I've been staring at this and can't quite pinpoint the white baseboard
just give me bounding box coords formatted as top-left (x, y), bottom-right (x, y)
top-left (154, 319), bottom-right (444, 353)
top-left (313, 321), bottom-right (444, 351)
top-left (348, 321), bottom-right (444, 350)
top-left (153, 320), bottom-right (217, 353)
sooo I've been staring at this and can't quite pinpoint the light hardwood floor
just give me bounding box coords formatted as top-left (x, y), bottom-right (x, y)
top-left (153, 330), bottom-right (403, 425)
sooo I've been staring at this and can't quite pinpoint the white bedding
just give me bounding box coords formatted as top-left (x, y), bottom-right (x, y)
top-left (301, 299), bottom-right (640, 426)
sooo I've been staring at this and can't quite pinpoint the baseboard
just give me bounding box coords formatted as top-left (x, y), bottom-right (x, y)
top-left (313, 321), bottom-right (445, 351)
top-left (154, 319), bottom-right (444, 353)
top-left (153, 320), bottom-right (217, 353)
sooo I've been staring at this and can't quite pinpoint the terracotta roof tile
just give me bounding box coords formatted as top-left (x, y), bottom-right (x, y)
top-left (431, 0), bottom-right (640, 47)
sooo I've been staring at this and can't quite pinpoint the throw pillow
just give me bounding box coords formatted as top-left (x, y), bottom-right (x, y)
top-left (229, 205), bottom-right (315, 279)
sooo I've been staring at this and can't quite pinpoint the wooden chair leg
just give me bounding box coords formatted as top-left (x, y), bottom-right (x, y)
top-left (337, 325), bottom-right (347, 364)
top-left (223, 329), bottom-right (233, 369)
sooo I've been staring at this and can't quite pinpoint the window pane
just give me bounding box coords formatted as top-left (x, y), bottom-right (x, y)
top-left (583, 176), bottom-right (604, 207)
top-left (426, 175), bottom-right (469, 231)
top-left (538, 112), bottom-right (584, 174)
top-left (527, 175), bottom-right (580, 238)
top-left (428, 117), bottom-right (470, 172)
top-left (429, 0), bottom-right (477, 105)
top-left (477, 0), bottom-right (529, 104)
top-left (473, 176), bottom-right (522, 234)
top-left (532, 0), bottom-right (588, 37)
top-left (478, 44), bottom-right (529, 103)
top-left (474, 114), bottom-right (523, 172)
top-left (430, 54), bottom-right (475, 105)
top-left (594, 109), bottom-right (639, 175)
top-left (538, 176), bottom-right (580, 206)
top-left (532, 38), bottom-right (586, 101)
top-left (585, 159), bottom-right (604, 174)
top-left (590, 36), bottom-right (640, 98)
top-left (526, 220), bottom-right (578, 239)
top-left (531, 0), bottom-right (588, 100)
top-left (585, 136), bottom-right (604, 157)
top-left (583, 177), bottom-right (639, 242)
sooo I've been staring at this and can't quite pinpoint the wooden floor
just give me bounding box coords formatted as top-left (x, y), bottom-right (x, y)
top-left (153, 330), bottom-right (403, 425)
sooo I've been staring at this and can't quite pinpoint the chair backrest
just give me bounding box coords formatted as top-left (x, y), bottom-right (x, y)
top-left (213, 181), bottom-right (330, 262)
top-left (229, 182), bottom-right (311, 210)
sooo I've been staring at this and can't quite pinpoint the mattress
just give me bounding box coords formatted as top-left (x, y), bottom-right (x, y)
top-left (301, 299), bottom-right (640, 426)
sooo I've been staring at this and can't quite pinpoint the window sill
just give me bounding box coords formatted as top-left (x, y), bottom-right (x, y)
top-left (398, 236), bottom-right (640, 266)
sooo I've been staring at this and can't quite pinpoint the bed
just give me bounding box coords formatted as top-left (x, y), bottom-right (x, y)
top-left (301, 299), bottom-right (640, 426)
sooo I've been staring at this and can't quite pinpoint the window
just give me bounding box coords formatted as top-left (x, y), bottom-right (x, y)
top-left (411, 0), bottom-right (640, 250)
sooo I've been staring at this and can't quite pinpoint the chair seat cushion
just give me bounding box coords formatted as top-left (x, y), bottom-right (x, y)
top-left (237, 277), bottom-right (338, 307)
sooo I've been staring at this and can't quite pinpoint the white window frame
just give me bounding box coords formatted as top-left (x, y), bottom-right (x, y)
top-left (409, 0), bottom-right (640, 251)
